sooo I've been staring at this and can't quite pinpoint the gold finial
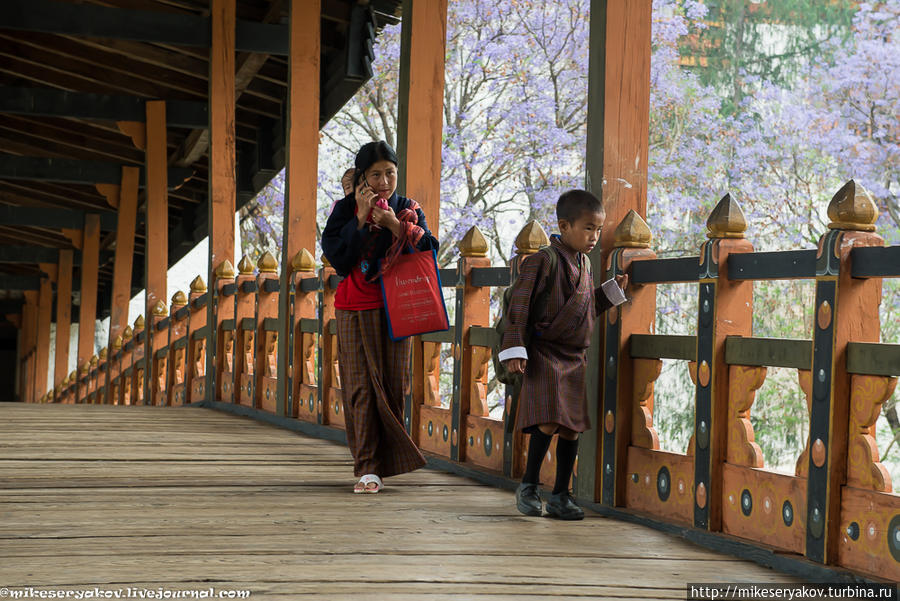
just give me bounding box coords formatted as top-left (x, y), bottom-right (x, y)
top-left (613, 210), bottom-right (653, 248)
top-left (457, 226), bottom-right (489, 258)
top-left (515, 221), bottom-right (550, 255)
top-left (90, 355), bottom-right (98, 367)
top-left (63, 374), bottom-right (70, 386)
top-left (152, 299), bottom-right (168, 316)
top-left (706, 194), bottom-right (747, 239)
top-left (171, 291), bottom-right (188, 306)
top-left (827, 180), bottom-right (878, 231)
top-left (258, 251), bottom-right (278, 273)
top-left (80, 362), bottom-right (90, 374)
top-left (291, 248), bottom-right (316, 273)
top-left (113, 335), bottom-right (123, 350)
top-left (238, 255), bottom-right (256, 275)
top-left (321, 254), bottom-right (332, 268)
top-left (99, 348), bottom-right (108, 361)
top-left (190, 275), bottom-right (207, 293)
top-left (134, 315), bottom-right (145, 330)
top-left (69, 370), bottom-right (77, 382)
top-left (215, 259), bottom-right (236, 279)
top-left (123, 325), bottom-right (133, 340)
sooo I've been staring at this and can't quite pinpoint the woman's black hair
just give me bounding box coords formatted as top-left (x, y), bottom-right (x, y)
top-left (354, 141), bottom-right (398, 185)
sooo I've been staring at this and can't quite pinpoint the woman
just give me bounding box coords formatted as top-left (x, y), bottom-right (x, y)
top-left (321, 141), bottom-right (439, 493)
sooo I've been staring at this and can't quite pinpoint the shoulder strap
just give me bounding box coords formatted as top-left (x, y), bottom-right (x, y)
top-left (530, 246), bottom-right (558, 322)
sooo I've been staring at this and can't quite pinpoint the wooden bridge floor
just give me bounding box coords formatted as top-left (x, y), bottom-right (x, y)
top-left (0, 403), bottom-right (802, 599)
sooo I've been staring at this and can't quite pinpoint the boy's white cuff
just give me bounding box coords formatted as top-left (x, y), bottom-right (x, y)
top-left (601, 278), bottom-right (627, 306)
top-left (498, 346), bottom-right (528, 362)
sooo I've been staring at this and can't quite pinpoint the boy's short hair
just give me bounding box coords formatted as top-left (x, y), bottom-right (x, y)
top-left (557, 189), bottom-right (604, 223)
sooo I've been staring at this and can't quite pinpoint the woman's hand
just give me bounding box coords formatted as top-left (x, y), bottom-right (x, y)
top-left (371, 204), bottom-right (402, 237)
top-left (355, 181), bottom-right (376, 229)
top-left (504, 358), bottom-right (526, 374)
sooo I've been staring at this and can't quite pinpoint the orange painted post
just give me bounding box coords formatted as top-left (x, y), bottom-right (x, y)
top-left (53, 249), bottom-right (74, 396)
top-left (397, 0), bottom-right (447, 234)
top-left (291, 250), bottom-right (318, 421)
top-left (598, 212), bottom-right (659, 507)
top-left (34, 276), bottom-right (52, 400)
top-left (235, 256), bottom-right (257, 407)
top-left (132, 315), bottom-right (146, 406)
top-left (806, 181), bottom-right (884, 565)
top-left (214, 261), bottom-right (236, 402)
top-left (186, 276), bottom-right (208, 404)
top-left (167, 291), bottom-right (189, 406)
top-left (278, 0), bottom-right (320, 417)
top-left (77, 214), bottom-right (101, 403)
top-left (108, 167), bottom-right (140, 348)
top-left (145, 99), bottom-right (168, 405)
top-left (109, 337), bottom-right (123, 405)
top-left (207, 0), bottom-right (236, 405)
top-left (21, 293), bottom-right (37, 402)
top-left (149, 300), bottom-right (169, 406)
top-left (320, 258), bottom-right (343, 427)
top-left (120, 325), bottom-right (135, 406)
top-left (580, 0), bottom-right (652, 502)
top-left (255, 252), bottom-right (279, 413)
top-left (692, 196), bottom-right (754, 532)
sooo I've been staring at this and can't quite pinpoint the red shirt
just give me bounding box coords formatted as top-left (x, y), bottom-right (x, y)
top-left (334, 265), bottom-right (383, 310)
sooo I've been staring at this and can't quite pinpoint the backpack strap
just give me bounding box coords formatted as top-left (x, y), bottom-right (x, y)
top-left (530, 245), bottom-right (558, 323)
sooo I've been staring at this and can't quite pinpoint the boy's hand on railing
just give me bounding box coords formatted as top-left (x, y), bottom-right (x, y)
top-left (505, 358), bottom-right (527, 374)
top-left (615, 273), bottom-right (629, 293)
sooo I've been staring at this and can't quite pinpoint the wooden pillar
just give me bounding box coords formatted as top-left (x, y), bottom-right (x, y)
top-left (77, 214), bottom-right (101, 385)
top-left (207, 0), bottom-right (236, 405)
top-left (277, 0), bottom-right (321, 417)
top-left (806, 181), bottom-right (883, 564)
top-left (397, 0), bottom-right (447, 233)
top-left (21, 293), bottom-right (37, 402)
top-left (34, 276), bottom-right (53, 399)
top-left (109, 167), bottom-right (140, 347)
top-left (145, 100), bottom-right (167, 405)
top-left (54, 249), bottom-right (73, 394)
top-left (578, 0), bottom-right (652, 502)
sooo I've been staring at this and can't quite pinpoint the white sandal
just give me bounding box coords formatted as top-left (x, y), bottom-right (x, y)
top-left (353, 474), bottom-right (383, 494)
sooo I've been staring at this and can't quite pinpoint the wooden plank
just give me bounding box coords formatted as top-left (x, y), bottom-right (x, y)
top-left (846, 342), bottom-right (900, 376)
top-left (0, 155), bottom-right (192, 190)
top-left (108, 167), bottom-right (139, 349)
top-left (725, 337), bottom-right (812, 370)
top-left (468, 267), bottom-right (509, 288)
top-left (728, 250), bottom-right (817, 281)
top-left (34, 276), bottom-right (52, 398)
top-left (0, 275), bottom-right (41, 290)
top-left (396, 0), bottom-right (447, 233)
top-left (630, 334), bottom-right (695, 361)
top-left (53, 249), bottom-right (73, 390)
top-left (631, 257), bottom-right (699, 284)
top-left (420, 327), bottom-right (454, 344)
top-left (850, 245), bottom-right (900, 278)
top-left (468, 326), bottom-right (498, 349)
top-left (0, 204), bottom-right (116, 230)
top-left (0, 245), bottom-right (59, 263)
top-left (77, 214), bottom-right (100, 373)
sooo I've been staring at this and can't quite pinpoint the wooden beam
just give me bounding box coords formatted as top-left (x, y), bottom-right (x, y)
top-left (0, 205), bottom-right (116, 231)
top-left (0, 246), bottom-right (59, 263)
top-left (77, 214), bottom-right (100, 374)
top-left (34, 276), bottom-right (52, 398)
top-left (277, 0), bottom-right (321, 416)
top-left (108, 166), bottom-right (139, 349)
top-left (396, 0), bottom-right (447, 233)
top-left (54, 249), bottom-right (73, 391)
top-left (0, 86), bottom-right (208, 128)
top-left (0, 155), bottom-right (193, 190)
top-left (1, 0), bottom-right (290, 55)
top-left (20, 292), bottom-right (37, 401)
top-left (145, 100), bottom-right (167, 405)
top-left (0, 275), bottom-right (42, 290)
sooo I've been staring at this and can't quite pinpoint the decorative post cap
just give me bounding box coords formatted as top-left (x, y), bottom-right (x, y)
top-left (113, 335), bottom-right (123, 350)
top-left (68, 370), bottom-right (76, 381)
top-left (457, 226), bottom-right (489, 258)
top-left (152, 299), bottom-right (168, 316)
top-left (63, 374), bottom-right (70, 385)
top-left (123, 325), bottom-right (133, 340)
top-left (291, 248), bottom-right (316, 273)
top-left (706, 193), bottom-right (747, 239)
top-left (215, 259), bottom-right (236, 279)
top-left (134, 315), bottom-right (145, 330)
top-left (515, 221), bottom-right (550, 255)
top-left (80, 362), bottom-right (90, 374)
top-left (827, 180), bottom-right (878, 231)
top-left (238, 255), bottom-right (256, 275)
top-left (90, 355), bottom-right (99, 367)
top-left (613, 210), bottom-right (653, 248)
top-left (190, 275), bottom-right (207, 293)
top-left (258, 251), bottom-right (278, 273)
top-left (99, 348), bottom-right (107, 361)
top-left (321, 254), bottom-right (332, 268)
top-left (171, 291), bottom-right (188, 306)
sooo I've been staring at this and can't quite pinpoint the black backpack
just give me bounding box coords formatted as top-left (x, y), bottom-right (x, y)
top-left (491, 246), bottom-right (559, 386)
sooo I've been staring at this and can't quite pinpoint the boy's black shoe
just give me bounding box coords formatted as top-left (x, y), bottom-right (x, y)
top-left (515, 483), bottom-right (542, 516)
top-left (546, 491), bottom-right (584, 520)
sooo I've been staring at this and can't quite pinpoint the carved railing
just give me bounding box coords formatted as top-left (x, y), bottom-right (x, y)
top-left (47, 180), bottom-right (899, 580)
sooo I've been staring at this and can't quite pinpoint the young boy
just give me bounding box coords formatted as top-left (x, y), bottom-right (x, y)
top-left (499, 189), bottom-right (627, 520)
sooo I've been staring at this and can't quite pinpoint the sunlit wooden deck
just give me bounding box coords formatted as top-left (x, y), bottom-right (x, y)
top-left (0, 403), bottom-right (805, 599)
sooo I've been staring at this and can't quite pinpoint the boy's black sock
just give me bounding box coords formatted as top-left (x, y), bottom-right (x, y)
top-left (522, 430), bottom-right (553, 485)
top-left (552, 437), bottom-right (579, 495)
